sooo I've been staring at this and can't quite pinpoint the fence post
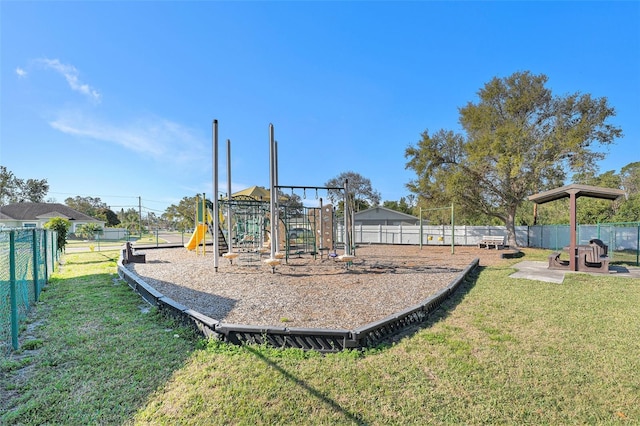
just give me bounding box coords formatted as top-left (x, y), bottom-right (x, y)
top-left (43, 230), bottom-right (49, 283)
top-left (419, 207), bottom-right (423, 249)
top-left (32, 229), bottom-right (40, 302)
top-left (637, 225), bottom-right (639, 266)
top-left (450, 203), bottom-right (455, 254)
top-left (9, 231), bottom-right (19, 351)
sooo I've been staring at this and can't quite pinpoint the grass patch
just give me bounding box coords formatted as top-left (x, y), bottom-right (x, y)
top-left (2, 248), bottom-right (639, 424)
top-left (0, 250), bottom-right (196, 425)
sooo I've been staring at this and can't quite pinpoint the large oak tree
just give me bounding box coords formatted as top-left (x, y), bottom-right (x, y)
top-left (405, 71), bottom-right (622, 247)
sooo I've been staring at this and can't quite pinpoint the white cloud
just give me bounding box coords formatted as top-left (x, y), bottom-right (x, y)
top-left (36, 58), bottom-right (101, 102)
top-left (49, 111), bottom-right (206, 165)
top-left (16, 67), bottom-right (27, 77)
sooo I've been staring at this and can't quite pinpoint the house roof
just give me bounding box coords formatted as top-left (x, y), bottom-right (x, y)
top-left (354, 206), bottom-right (419, 221)
top-left (528, 184), bottom-right (626, 204)
top-left (0, 203), bottom-right (102, 222)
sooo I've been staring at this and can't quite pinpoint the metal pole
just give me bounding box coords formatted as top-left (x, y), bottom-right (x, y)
top-left (274, 140), bottom-right (280, 252)
top-left (352, 209), bottom-right (356, 255)
top-left (269, 124), bottom-right (276, 260)
top-left (43, 230), bottom-right (49, 282)
top-left (419, 207), bottom-right (423, 249)
top-left (451, 203), bottom-right (455, 254)
top-left (319, 198), bottom-right (324, 251)
top-left (10, 230), bottom-right (19, 350)
top-left (202, 193), bottom-right (206, 255)
top-left (344, 179), bottom-right (350, 256)
top-left (213, 119), bottom-right (219, 272)
top-left (138, 196), bottom-right (142, 238)
top-left (636, 224), bottom-right (639, 266)
top-left (227, 139), bottom-right (233, 253)
top-left (32, 229), bottom-right (40, 301)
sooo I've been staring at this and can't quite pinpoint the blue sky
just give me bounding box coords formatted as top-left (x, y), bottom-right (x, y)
top-left (2, 1), bottom-right (639, 216)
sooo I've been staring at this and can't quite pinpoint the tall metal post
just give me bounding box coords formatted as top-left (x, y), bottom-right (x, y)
top-left (343, 179), bottom-right (350, 256)
top-left (213, 119), bottom-right (220, 272)
top-left (269, 124), bottom-right (276, 260)
top-left (274, 140), bottom-right (280, 250)
top-left (227, 139), bottom-right (233, 253)
top-left (319, 198), bottom-right (324, 251)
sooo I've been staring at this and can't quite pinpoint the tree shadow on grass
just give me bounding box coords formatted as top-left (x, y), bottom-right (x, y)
top-left (61, 251), bottom-right (120, 266)
top-left (126, 273), bottom-right (238, 322)
top-left (246, 346), bottom-right (369, 425)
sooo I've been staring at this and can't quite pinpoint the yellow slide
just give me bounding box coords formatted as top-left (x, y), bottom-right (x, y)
top-left (185, 224), bottom-right (209, 250)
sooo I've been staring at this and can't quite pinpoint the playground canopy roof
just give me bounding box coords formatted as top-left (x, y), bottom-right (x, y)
top-left (528, 184), bottom-right (626, 204)
top-left (228, 186), bottom-right (271, 201)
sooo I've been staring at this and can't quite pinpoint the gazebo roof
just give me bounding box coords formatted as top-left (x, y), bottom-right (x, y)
top-left (528, 184), bottom-right (625, 205)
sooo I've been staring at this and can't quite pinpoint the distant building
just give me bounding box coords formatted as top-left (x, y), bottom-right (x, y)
top-left (354, 206), bottom-right (419, 226)
top-left (0, 202), bottom-right (104, 234)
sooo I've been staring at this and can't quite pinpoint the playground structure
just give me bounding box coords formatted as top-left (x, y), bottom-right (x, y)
top-left (187, 121), bottom-right (351, 272)
top-left (185, 188), bottom-right (339, 263)
top-left (184, 194), bottom-right (229, 255)
top-left (185, 120), bottom-right (354, 272)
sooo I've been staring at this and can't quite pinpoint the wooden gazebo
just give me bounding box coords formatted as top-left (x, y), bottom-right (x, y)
top-left (528, 184), bottom-right (625, 272)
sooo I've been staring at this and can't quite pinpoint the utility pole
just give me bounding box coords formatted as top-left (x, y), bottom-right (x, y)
top-left (138, 196), bottom-right (142, 237)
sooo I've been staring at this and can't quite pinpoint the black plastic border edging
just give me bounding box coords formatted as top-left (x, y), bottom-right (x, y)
top-left (117, 247), bottom-right (479, 353)
top-left (349, 259), bottom-right (478, 348)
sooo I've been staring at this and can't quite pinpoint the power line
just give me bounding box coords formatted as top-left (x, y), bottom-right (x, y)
top-left (48, 191), bottom-right (139, 199)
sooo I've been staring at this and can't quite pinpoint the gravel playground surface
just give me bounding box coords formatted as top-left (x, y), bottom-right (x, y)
top-left (125, 245), bottom-right (509, 329)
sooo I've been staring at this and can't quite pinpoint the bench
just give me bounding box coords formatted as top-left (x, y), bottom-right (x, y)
top-left (122, 242), bottom-right (146, 264)
top-left (478, 235), bottom-right (505, 250)
top-left (578, 239), bottom-right (609, 273)
top-left (548, 240), bottom-right (610, 273)
top-left (548, 252), bottom-right (570, 270)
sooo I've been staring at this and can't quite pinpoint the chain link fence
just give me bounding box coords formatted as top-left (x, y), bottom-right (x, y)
top-left (1, 228), bottom-right (58, 356)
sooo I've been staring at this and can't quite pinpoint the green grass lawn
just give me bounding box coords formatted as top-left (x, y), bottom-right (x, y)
top-left (2, 249), bottom-right (639, 424)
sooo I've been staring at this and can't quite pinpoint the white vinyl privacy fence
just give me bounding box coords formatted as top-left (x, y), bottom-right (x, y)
top-left (337, 223), bottom-right (640, 254)
top-left (338, 224), bottom-right (529, 247)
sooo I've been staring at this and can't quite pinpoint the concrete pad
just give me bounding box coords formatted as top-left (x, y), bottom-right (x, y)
top-left (510, 261), bottom-right (640, 283)
top-left (509, 261), bottom-right (566, 283)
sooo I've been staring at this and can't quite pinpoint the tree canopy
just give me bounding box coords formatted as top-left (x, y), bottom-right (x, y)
top-left (0, 166), bottom-right (49, 205)
top-left (76, 223), bottom-right (103, 241)
top-left (163, 196), bottom-right (198, 231)
top-left (405, 71), bottom-right (622, 246)
top-left (65, 196), bottom-right (120, 226)
top-left (383, 196), bottom-right (415, 215)
top-left (325, 171), bottom-right (381, 216)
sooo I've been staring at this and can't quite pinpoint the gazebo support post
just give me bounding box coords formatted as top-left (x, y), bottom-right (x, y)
top-left (569, 190), bottom-right (578, 271)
